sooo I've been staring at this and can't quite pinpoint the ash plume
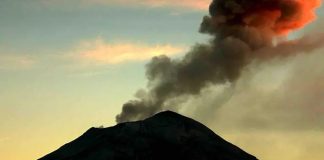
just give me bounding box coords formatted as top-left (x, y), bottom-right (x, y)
top-left (116, 0), bottom-right (321, 123)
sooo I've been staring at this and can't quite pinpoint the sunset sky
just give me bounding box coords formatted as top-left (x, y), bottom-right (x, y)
top-left (0, 0), bottom-right (324, 160)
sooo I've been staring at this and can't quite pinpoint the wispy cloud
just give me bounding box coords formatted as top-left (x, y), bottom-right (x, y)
top-left (41, 0), bottom-right (210, 10)
top-left (70, 38), bottom-right (186, 65)
top-left (89, 0), bottom-right (210, 10)
top-left (0, 54), bottom-right (35, 71)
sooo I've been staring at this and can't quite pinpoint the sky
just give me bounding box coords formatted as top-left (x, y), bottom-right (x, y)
top-left (0, 0), bottom-right (323, 160)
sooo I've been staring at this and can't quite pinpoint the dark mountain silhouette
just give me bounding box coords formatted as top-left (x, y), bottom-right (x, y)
top-left (39, 111), bottom-right (258, 160)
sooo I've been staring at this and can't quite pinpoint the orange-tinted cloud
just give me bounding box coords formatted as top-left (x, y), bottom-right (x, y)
top-left (72, 38), bottom-right (186, 65)
top-left (270, 0), bottom-right (321, 34)
top-left (41, 0), bottom-right (211, 10)
top-left (107, 0), bottom-right (210, 10)
top-left (202, 0), bottom-right (321, 35)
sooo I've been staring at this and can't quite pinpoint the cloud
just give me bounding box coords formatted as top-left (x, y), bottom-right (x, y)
top-left (170, 44), bottom-right (324, 160)
top-left (41, 0), bottom-right (210, 10)
top-left (115, 0), bottom-right (323, 123)
top-left (71, 38), bottom-right (186, 65)
top-left (179, 47), bottom-right (324, 131)
top-left (88, 0), bottom-right (210, 10)
top-left (0, 54), bottom-right (35, 71)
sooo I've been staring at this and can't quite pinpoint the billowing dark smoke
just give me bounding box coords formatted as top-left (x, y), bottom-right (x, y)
top-left (116, 0), bottom-right (321, 123)
top-left (201, 0), bottom-right (320, 35)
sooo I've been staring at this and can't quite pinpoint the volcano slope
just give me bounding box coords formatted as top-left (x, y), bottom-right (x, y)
top-left (39, 111), bottom-right (257, 160)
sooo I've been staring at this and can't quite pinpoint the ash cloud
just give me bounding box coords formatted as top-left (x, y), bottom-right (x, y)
top-left (116, 0), bottom-right (321, 123)
top-left (184, 46), bottom-right (324, 131)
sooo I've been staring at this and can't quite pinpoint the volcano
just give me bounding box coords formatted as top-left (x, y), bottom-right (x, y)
top-left (39, 111), bottom-right (258, 160)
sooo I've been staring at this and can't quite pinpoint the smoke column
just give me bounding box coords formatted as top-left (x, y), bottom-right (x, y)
top-left (116, 0), bottom-right (321, 123)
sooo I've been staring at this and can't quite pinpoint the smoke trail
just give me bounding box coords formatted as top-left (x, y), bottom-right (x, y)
top-left (116, 0), bottom-right (321, 123)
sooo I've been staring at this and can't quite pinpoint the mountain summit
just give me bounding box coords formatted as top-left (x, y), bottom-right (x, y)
top-left (39, 111), bottom-right (258, 160)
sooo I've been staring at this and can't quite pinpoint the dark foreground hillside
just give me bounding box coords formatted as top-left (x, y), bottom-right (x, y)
top-left (39, 111), bottom-right (258, 160)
